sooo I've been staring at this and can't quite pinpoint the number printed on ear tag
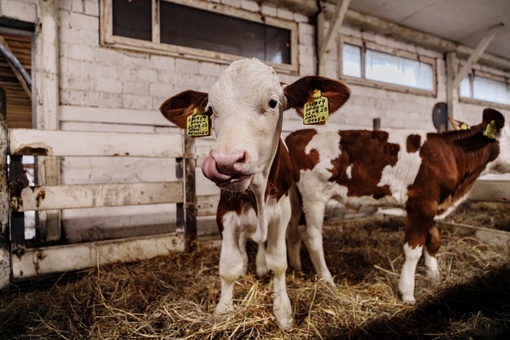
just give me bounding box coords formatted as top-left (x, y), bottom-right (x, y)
top-left (186, 108), bottom-right (211, 137)
top-left (303, 89), bottom-right (329, 125)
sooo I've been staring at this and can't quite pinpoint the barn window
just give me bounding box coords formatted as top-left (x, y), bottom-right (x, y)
top-left (340, 41), bottom-right (436, 95)
top-left (460, 74), bottom-right (510, 107)
top-left (101, 0), bottom-right (297, 73)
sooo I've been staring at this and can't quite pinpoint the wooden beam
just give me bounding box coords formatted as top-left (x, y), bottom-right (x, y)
top-left (318, 0), bottom-right (350, 75)
top-left (9, 129), bottom-right (183, 158)
top-left (38, 0), bottom-right (60, 130)
top-left (446, 51), bottom-right (458, 126)
top-left (453, 23), bottom-right (504, 89)
top-left (11, 181), bottom-right (183, 212)
top-left (39, 0), bottom-right (61, 242)
top-left (11, 232), bottom-right (185, 278)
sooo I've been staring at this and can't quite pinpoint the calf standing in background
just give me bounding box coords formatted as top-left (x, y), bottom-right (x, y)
top-left (160, 58), bottom-right (351, 329)
top-left (286, 108), bottom-right (509, 304)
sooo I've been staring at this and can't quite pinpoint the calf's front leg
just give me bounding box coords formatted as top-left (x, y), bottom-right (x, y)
top-left (265, 200), bottom-right (293, 330)
top-left (215, 216), bottom-right (244, 315)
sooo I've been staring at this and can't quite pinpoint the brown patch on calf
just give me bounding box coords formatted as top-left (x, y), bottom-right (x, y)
top-left (333, 130), bottom-right (399, 197)
top-left (406, 134), bottom-right (421, 153)
top-left (216, 190), bottom-right (257, 234)
top-left (285, 129), bottom-right (319, 183)
top-left (265, 139), bottom-right (293, 201)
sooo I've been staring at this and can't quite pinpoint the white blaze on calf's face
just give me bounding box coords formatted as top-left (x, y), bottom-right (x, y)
top-left (204, 59), bottom-right (284, 192)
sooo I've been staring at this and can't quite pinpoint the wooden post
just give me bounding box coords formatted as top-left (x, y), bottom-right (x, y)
top-left (38, 0), bottom-right (61, 242)
top-left (184, 135), bottom-right (197, 251)
top-left (446, 52), bottom-right (458, 128)
top-left (175, 156), bottom-right (184, 234)
top-left (0, 88), bottom-right (11, 290)
top-left (317, 0), bottom-right (350, 76)
top-left (373, 118), bottom-right (381, 130)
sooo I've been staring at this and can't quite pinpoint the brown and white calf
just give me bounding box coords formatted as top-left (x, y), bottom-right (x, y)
top-left (160, 58), bottom-right (350, 329)
top-left (285, 108), bottom-right (510, 304)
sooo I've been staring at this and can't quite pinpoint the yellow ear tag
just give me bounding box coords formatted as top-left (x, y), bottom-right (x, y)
top-left (460, 123), bottom-right (469, 130)
top-left (483, 120), bottom-right (497, 139)
top-left (303, 89), bottom-right (329, 125)
top-left (186, 108), bottom-right (211, 137)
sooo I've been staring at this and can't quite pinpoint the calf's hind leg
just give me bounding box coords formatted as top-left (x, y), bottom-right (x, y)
top-left (398, 203), bottom-right (436, 304)
top-left (424, 223), bottom-right (440, 280)
top-left (300, 200), bottom-right (334, 285)
top-left (287, 185), bottom-right (303, 272)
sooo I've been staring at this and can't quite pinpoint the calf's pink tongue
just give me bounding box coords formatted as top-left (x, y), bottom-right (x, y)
top-left (201, 155), bottom-right (232, 184)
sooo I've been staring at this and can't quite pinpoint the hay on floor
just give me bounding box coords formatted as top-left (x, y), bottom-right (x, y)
top-left (1, 204), bottom-right (509, 339)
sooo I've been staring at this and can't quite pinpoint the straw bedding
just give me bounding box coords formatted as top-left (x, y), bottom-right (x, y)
top-left (1, 201), bottom-right (509, 339)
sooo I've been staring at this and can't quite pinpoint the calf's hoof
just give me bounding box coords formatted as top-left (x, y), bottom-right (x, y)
top-left (276, 315), bottom-right (293, 331)
top-left (319, 275), bottom-right (335, 287)
top-left (256, 265), bottom-right (269, 278)
top-left (214, 301), bottom-right (234, 317)
top-left (426, 268), bottom-right (440, 280)
top-left (274, 295), bottom-right (293, 331)
top-left (401, 295), bottom-right (416, 305)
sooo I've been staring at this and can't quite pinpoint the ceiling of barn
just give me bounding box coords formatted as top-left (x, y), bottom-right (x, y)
top-left (267, 0), bottom-right (509, 67)
top-left (347, 0), bottom-right (510, 60)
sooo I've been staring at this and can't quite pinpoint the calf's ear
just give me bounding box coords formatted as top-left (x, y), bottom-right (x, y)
top-left (160, 90), bottom-right (208, 129)
top-left (482, 108), bottom-right (505, 130)
top-left (283, 76), bottom-right (350, 116)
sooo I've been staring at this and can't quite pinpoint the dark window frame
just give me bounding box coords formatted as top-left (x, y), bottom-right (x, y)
top-left (101, 0), bottom-right (298, 74)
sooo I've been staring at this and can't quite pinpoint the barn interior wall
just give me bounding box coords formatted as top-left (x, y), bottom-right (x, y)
top-left (1, 0), bottom-right (509, 240)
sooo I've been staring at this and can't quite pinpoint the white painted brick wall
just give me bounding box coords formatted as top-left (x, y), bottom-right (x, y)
top-left (0, 0), bottom-right (36, 23)
top-left (221, 0), bottom-right (241, 8)
top-left (261, 4), bottom-right (277, 17)
top-left (241, 0), bottom-right (259, 12)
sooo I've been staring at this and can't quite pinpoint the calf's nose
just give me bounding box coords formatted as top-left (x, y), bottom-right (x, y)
top-left (212, 149), bottom-right (247, 174)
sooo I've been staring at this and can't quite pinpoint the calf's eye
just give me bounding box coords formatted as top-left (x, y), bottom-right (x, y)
top-left (269, 99), bottom-right (278, 109)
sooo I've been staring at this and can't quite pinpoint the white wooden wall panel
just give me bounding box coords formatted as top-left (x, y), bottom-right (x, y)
top-left (12, 233), bottom-right (184, 279)
top-left (13, 181), bottom-right (182, 211)
top-left (62, 205), bottom-right (176, 243)
top-left (61, 122), bottom-right (156, 134)
top-left (61, 157), bottom-right (177, 184)
top-left (60, 106), bottom-right (173, 127)
top-left (9, 129), bottom-right (183, 158)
